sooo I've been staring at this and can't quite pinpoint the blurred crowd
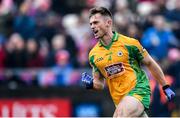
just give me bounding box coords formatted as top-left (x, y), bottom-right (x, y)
top-left (0, 0), bottom-right (179, 116)
top-left (0, 0), bottom-right (179, 85)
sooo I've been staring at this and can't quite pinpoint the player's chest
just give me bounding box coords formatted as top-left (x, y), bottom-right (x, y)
top-left (94, 45), bottom-right (129, 68)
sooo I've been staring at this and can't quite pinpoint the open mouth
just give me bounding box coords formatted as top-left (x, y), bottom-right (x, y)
top-left (94, 30), bottom-right (98, 35)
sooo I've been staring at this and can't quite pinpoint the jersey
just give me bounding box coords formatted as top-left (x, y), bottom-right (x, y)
top-left (89, 32), bottom-right (151, 108)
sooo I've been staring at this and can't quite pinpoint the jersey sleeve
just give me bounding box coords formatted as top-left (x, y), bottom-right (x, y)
top-left (132, 38), bottom-right (148, 62)
top-left (89, 54), bottom-right (99, 73)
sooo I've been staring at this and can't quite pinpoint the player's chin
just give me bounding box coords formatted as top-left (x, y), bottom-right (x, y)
top-left (95, 36), bottom-right (98, 39)
top-left (94, 34), bottom-right (99, 39)
top-left (94, 33), bottom-right (102, 39)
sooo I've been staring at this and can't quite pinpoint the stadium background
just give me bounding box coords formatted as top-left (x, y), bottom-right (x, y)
top-left (0, 0), bottom-right (179, 117)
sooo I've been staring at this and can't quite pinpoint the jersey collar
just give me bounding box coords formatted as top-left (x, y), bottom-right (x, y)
top-left (98, 31), bottom-right (119, 50)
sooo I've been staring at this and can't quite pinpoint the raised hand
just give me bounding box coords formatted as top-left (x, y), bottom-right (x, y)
top-left (163, 85), bottom-right (175, 101)
top-left (81, 72), bottom-right (93, 89)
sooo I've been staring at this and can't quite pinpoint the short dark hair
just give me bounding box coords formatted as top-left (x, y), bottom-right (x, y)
top-left (89, 7), bottom-right (112, 19)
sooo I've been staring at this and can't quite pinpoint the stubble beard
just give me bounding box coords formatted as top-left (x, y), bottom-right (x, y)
top-left (97, 30), bottom-right (107, 41)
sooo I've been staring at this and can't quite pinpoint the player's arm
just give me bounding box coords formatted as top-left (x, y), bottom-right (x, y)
top-left (142, 54), bottom-right (167, 86)
top-left (142, 53), bottom-right (175, 100)
top-left (82, 53), bottom-right (105, 90)
top-left (132, 38), bottom-right (175, 101)
top-left (92, 70), bottom-right (105, 90)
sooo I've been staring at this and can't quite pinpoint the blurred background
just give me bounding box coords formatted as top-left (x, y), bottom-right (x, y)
top-left (0, 0), bottom-right (179, 117)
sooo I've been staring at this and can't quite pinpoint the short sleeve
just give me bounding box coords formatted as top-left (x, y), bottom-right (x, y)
top-left (89, 55), bottom-right (99, 72)
top-left (132, 39), bottom-right (148, 62)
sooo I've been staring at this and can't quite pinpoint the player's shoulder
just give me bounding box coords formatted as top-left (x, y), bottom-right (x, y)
top-left (89, 42), bottom-right (100, 57)
top-left (119, 34), bottom-right (140, 45)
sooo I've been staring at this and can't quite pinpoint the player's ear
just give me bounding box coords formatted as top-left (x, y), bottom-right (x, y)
top-left (106, 19), bottom-right (112, 27)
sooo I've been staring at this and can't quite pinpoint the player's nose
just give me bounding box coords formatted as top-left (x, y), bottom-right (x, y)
top-left (90, 23), bottom-right (96, 29)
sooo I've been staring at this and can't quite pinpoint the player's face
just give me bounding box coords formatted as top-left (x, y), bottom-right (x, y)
top-left (89, 13), bottom-right (108, 39)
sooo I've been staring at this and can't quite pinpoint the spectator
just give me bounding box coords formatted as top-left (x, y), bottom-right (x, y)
top-left (141, 14), bottom-right (178, 61)
top-left (166, 48), bottom-right (180, 89)
top-left (52, 50), bottom-right (73, 86)
top-left (0, 0), bottom-right (14, 37)
top-left (26, 39), bottom-right (45, 67)
top-left (5, 33), bottom-right (27, 68)
top-left (13, 0), bottom-right (36, 39)
top-left (44, 34), bottom-right (66, 67)
top-left (114, 0), bottom-right (135, 34)
top-left (165, 0), bottom-right (180, 40)
top-left (127, 23), bottom-right (142, 39)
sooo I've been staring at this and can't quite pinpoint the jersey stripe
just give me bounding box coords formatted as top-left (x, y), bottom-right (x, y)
top-left (125, 45), bottom-right (151, 108)
top-left (89, 55), bottom-right (99, 72)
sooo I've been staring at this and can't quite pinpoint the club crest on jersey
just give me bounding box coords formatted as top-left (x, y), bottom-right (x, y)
top-left (117, 51), bottom-right (123, 56)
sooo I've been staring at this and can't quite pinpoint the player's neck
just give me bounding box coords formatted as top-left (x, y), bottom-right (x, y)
top-left (100, 30), bottom-right (114, 46)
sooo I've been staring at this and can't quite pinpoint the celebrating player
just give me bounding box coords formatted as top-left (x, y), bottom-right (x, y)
top-left (81, 6), bottom-right (175, 117)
